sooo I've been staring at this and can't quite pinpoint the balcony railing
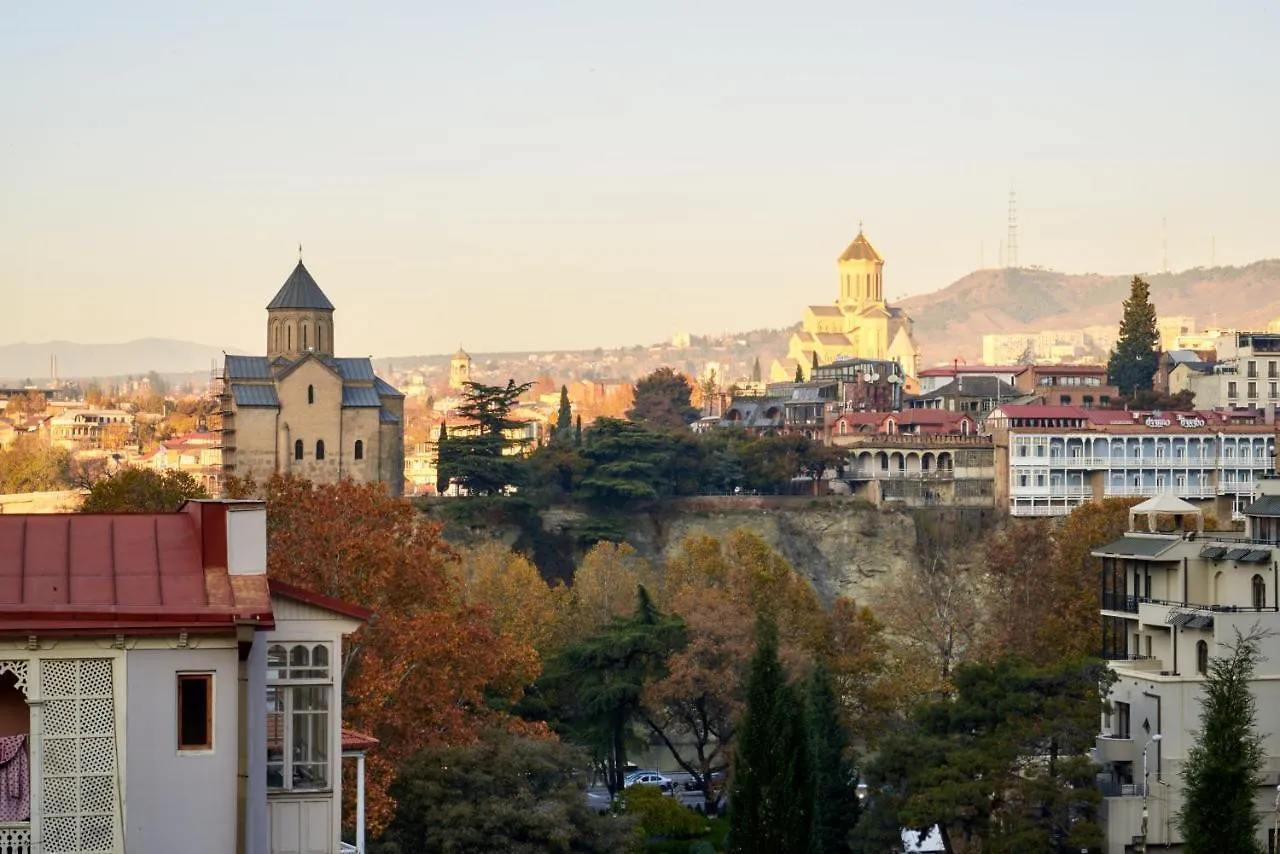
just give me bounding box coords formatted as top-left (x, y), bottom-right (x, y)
top-left (1013, 455), bottom-right (1274, 469)
top-left (1104, 484), bottom-right (1216, 498)
top-left (1102, 593), bottom-right (1141, 613)
top-left (1011, 484), bottom-right (1093, 498)
top-left (1009, 504), bottom-right (1079, 517)
top-left (0, 822), bottom-right (31, 854)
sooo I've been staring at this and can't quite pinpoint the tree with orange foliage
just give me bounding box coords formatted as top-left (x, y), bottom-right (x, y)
top-left (981, 518), bottom-right (1059, 663)
top-left (259, 475), bottom-right (541, 833)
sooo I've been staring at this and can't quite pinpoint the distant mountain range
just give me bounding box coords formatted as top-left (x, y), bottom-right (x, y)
top-left (0, 339), bottom-right (239, 384)
top-left (7, 262), bottom-right (1280, 383)
top-left (897, 261), bottom-right (1280, 366)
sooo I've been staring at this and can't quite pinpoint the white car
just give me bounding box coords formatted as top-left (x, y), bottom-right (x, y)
top-left (624, 772), bottom-right (675, 791)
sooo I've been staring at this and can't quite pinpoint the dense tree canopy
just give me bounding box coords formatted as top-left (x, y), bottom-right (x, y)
top-left (1107, 275), bottom-right (1160, 395)
top-left (0, 437), bottom-right (73, 494)
top-left (627, 367), bottom-right (699, 431)
top-left (258, 475), bottom-right (541, 832)
top-left (858, 657), bottom-right (1106, 854)
top-left (80, 467), bottom-right (207, 512)
top-left (378, 730), bottom-right (636, 854)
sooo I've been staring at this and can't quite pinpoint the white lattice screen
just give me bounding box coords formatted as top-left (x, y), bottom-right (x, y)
top-left (41, 659), bottom-right (119, 854)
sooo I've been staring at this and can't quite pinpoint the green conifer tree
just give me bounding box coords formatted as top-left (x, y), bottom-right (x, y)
top-left (752, 356), bottom-right (762, 383)
top-left (574, 414), bottom-right (583, 447)
top-left (1106, 275), bottom-right (1160, 396)
top-left (795, 364), bottom-right (805, 383)
top-left (730, 619), bottom-right (812, 854)
top-left (554, 385), bottom-right (573, 440)
top-left (806, 664), bottom-right (859, 854)
top-left (1179, 628), bottom-right (1268, 853)
top-left (435, 421), bottom-right (449, 495)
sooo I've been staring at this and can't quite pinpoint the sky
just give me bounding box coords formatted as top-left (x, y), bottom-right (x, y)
top-left (2, 1), bottom-right (1278, 357)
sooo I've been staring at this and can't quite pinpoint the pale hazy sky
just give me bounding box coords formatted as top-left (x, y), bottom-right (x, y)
top-left (3, 1), bottom-right (1278, 357)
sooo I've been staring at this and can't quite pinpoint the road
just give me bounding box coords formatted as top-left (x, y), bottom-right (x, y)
top-left (585, 771), bottom-right (712, 813)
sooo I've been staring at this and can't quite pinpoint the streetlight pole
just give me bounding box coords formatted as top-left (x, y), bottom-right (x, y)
top-left (1140, 733), bottom-right (1162, 854)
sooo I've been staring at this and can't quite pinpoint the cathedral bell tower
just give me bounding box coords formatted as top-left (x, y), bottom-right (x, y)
top-left (266, 260), bottom-right (336, 360)
top-left (836, 227), bottom-right (885, 310)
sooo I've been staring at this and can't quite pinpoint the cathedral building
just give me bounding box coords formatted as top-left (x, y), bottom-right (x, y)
top-left (220, 261), bottom-right (405, 495)
top-left (772, 229), bottom-right (922, 383)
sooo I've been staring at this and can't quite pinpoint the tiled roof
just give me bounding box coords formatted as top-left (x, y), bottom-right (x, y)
top-left (342, 387), bottom-right (381, 408)
top-left (342, 729), bottom-right (379, 752)
top-left (816, 333), bottom-right (853, 345)
top-left (225, 356), bottom-right (272, 380)
top-left (838, 231), bottom-right (883, 263)
top-left (918, 376), bottom-right (1019, 400)
top-left (379, 409), bottom-right (401, 424)
top-left (329, 358), bottom-right (376, 381)
top-left (267, 261), bottom-right (335, 311)
top-left (374, 377), bottom-right (403, 398)
top-left (0, 504), bottom-right (273, 635)
top-left (230, 384), bottom-right (280, 407)
top-left (807, 306), bottom-right (843, 317)
top-left (1244, 495), bottom-right (1280, 518)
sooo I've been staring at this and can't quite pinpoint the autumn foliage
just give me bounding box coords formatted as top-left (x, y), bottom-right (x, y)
top-left (254, 475), bottom-right (542, 833)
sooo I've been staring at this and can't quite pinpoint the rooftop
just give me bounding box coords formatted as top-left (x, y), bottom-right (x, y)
top-left (0, 501), bottom-right (273, 635)
top-left (838, 230), bottom-right (883, 263)
top-left (267, 261), bottom-right (335, 311)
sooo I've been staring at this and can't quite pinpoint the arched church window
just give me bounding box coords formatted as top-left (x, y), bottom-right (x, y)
top-left (317, 323), bottom-right (324, 352)
top-left (354, 439), bottom-right (364, 460)
top-left (287, 325), bottom-right (293, 352)
top-left (1253, 574), bottom-right (1266, 610)
top-left (1196, 640), bottom-right (1208, 674)
top-left (308, 385), bottom-right (314, 405)
top-left (316, 440), bottom-right (326, 461)
top-left (294, 440), bottom-right (303, 461)
top-left (302, 324), bottom-right (308, 351)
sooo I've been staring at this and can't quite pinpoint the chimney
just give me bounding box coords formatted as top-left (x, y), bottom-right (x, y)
top-left (185, 499), bottom-right (268, 575)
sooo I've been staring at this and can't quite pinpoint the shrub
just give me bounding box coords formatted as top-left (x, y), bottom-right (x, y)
top-left (622, 785), bottom-right (706, 839)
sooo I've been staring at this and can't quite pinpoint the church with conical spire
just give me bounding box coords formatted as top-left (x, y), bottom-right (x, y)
top-left (772, 228), bottom-right (921, 384)
top-left (220, 259), bottom-right (405, 494)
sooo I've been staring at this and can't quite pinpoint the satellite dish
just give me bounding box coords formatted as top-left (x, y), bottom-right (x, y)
top-left (887, 376), bottom-right (902, 384)
top-left (870, 373), bottom-right (880, 382)
top-left (863, 373), bottom-right (874, 382)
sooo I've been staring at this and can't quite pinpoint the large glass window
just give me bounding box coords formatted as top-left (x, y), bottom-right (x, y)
top-left (266, 643), bottom-right (332, 790)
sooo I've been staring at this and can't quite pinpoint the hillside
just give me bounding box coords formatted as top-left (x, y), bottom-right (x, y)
top-left (0, 338), bottom-right (240, 383)
top-left (897, 261), bottom-right (1280, 366)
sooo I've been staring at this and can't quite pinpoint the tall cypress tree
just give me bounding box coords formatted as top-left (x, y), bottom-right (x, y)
top-left (806, 665), bottom-right (859, 854)
top-left (795, 364), bottom-right (805, 383)
top-left (1179, 629), bottom-right (1267, 853)
top-left (752, 356), bottom-right (763, 383)
top-left (435, 421), bottom-right (449, 495)
top-left (730, 620), bottom-right (812, 854)
top-left (554, 385), bottom-right (573, 440)
top-left (1106, 275), bottom-right (1160, 396)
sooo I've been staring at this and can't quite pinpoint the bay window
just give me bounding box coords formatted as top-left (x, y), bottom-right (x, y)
top-left (266, 643), bottom-right (332, 790)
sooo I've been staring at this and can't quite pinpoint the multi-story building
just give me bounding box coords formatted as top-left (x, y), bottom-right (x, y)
top-left (989, 405), bottom-right (1276, 519)
top-left (220, 261), bottom-right (405, 495)
top-left (48, 409), bottom-right (132, 451)
top-left (1092, 485), bottom-right (1280, 852)
top-left (1183, 331), bottom-right (1280, 410)
top-left (810, 358), bottom-right (905, 412)
top-left (135, 431), bottom-right (223, 492)
top-left (1012, 364), bottom-right (1119, 409)
top-left (836, 433), bottom-right (995, 509)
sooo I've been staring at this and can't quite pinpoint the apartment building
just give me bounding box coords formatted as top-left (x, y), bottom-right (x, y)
top-left (1012, 364), bottom-right (1119, 409)
top-left (1092, 486), bottom-right (1280, 852)
top-left (989, 405), bottom-right (1276, 519)
top-left (48, 409), bottom-right (132, 451)
top-left (1184, 332), bottom-right (1280, 409)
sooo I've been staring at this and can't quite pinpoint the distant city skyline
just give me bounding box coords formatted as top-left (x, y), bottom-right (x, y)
top-left (3, 2), bottom-right (1278, 356)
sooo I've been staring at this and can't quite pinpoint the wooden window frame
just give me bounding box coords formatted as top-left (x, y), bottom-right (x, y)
top-left (177, 672), bottom-right (214, 752)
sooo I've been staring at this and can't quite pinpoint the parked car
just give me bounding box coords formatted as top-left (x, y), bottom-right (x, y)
top-left (625, 772), bottom-right (676, 792)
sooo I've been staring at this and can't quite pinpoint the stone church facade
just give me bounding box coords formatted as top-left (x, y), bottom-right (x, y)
top-left (772, 229), bottom-right (922, 384)
top-left (220, 261), bottom-right (405, 495)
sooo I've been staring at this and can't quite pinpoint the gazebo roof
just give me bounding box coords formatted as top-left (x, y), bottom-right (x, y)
top-left (1131, 493), bottom-right (1201, 515)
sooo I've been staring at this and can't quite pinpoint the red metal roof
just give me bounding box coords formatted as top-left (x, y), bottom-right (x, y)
top-left (0, 504), bottom-right (273, 636)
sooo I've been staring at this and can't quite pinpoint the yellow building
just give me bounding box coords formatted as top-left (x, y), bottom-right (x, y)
top-left (220, 261), bottom-right (405, 495)
top-left (772, 229), bottom-right (921, 382)
top-left (449, 348), bottom-right (472, 390)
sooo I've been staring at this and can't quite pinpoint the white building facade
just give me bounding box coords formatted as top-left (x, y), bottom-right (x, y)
top-left (1093, 486), bottom-right (1280, 852)
top-left (990, 406), bottom-right (1276, 519)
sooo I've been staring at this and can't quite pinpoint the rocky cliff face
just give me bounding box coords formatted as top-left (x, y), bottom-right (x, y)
top-left (529, 498), bottom-right (995, 609)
